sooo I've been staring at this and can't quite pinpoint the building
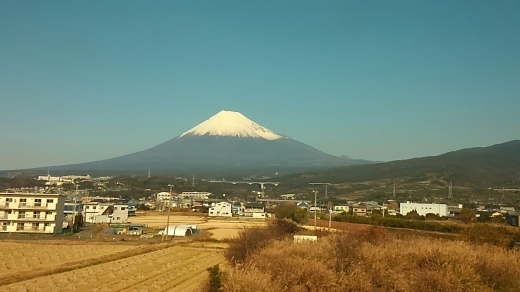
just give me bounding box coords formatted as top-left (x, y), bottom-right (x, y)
top-left (334, 205), bottom-right (350, 214)
top-left (83, 202), bottom-right (112, 223)
top-left (112, 204), bottom-right (129, 223)
top-left (243, 203), bottom-right (266, 218)
top-left (209, 202), bottom-right (233, 217)
top-left (399, 202), bottom-right (448, 217)
top-left (83, 202), bottom-right (129, 223)
top-left (180, 192), bottom-right (212, 199)
top-left (0, 193), bottom-right (65, 234)
top-left (506, 212), bottom-right (520, 227)
top-left (352, 205), bottom-right (367, 216)
top-left (296, 201), bottom-right (309, 210)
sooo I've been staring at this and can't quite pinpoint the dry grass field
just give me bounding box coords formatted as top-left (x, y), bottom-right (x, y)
top-left (2, 246), bottom-right (224, 292)
top-left (221, 225), bottom-right (520, 292)
top-left (131, 214), bottom-right (267, 240)
top-left (0, 242), bottom-right (136, 275)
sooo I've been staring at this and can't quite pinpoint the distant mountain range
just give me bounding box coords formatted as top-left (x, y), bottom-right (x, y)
top-left (280, 140), bottom-right (520, 188)
top-left (18, 110), bottom-right (372, 175)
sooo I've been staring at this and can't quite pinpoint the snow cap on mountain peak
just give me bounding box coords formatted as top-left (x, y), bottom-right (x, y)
top-left (179, 110), bottom-right (283, 140)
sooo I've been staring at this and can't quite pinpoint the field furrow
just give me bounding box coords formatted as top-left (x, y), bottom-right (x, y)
top-left (1, 245), bottom-right (224, 292)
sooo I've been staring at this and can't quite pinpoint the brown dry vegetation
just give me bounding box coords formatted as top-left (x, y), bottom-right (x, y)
top-left (218, 225), bottom-right (520, 292)
top-left (3, 246), bottom-right (224, 292)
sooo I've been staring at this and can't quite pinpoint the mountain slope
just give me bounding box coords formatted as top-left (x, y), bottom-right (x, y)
top-left (280, 140), bottom-right (520, 187)
top-left (33, 110), bottom-right (372, 174)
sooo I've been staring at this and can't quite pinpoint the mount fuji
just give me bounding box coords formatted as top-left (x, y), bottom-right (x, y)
top-left (40, 110), bottom-right (373, 174)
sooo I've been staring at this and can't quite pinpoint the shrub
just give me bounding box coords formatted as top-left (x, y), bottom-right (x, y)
top-left (273, 204), bottom-right (308, 224)
top-left (224, 219), bottom-right (300, 266)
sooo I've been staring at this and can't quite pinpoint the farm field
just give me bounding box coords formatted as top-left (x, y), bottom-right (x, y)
top-left (1, 245), bottom-right (224, 292)
top-left (131, 214), bottom-right (267, 240)
top-left (0, 242), bottom-right (137, 275)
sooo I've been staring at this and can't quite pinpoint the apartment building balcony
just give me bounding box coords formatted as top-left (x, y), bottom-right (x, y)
top-left (15, 215), bottom-right (56, 221)
top-left (0, 203), bottom-right (57, 210)
top-left (1, 225), bottom-right (7, 231)
top-left (15, 226), bottom-right (46, 232)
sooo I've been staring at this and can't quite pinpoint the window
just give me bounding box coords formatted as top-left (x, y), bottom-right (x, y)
top-left (121, 207), bottom-right (126, 210)
top-left (114, 207), bottom-right (118, 210)
top-left (19, 211), bottom-right (26, 218)
top-left (20, 199), bottom-right (27, 206)
top-left (47, 199), bottom-right (54, 204)
top-left (86, 206), bottom-right (90, 209)
top-left (116, 217), bottom-right (120, 220)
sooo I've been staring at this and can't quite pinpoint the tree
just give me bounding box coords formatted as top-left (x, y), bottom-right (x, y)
top-left (405, 210), bottom-right (423, 220)
top-left (460, 208), bottom-right (477, 224)
top-left (425, 213), bottom-right (441, 221)
top-left (273, 204), bottom-right (308, 225)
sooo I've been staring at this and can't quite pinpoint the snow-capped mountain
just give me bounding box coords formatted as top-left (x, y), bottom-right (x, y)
top-left (180, 110), bottom-right (283, 140)
top-left (40, 110), bottom-right (373, 174)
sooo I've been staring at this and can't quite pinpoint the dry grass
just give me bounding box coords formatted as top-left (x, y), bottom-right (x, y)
top-left (0, 242), bottom-right (135, 275)
top-left (2, 246), bottom-right (225, 292)
top-left (221, 226), bottom-right (520, 292)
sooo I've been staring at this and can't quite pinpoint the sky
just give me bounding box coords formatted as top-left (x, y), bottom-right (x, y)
top-left (1, 0), bottom-right (519, 170)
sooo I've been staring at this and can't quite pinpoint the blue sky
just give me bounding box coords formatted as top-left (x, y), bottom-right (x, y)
top-left (1, 0), bottom-right (519, 170)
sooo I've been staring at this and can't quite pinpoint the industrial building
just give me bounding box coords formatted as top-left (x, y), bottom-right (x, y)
top-left (0, 193), bottom-right (65, 234)
top-left (399, 202), bottom-right (448, 217)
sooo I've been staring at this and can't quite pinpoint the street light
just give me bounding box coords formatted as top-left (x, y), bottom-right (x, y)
top-left (165, 184), bottom-right (175, 240)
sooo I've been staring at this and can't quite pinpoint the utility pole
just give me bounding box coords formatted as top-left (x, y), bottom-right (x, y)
top-left (165, 184), bottom-right (174, 240)
top-left (312, 189), bottom-right (319, 230)
top-left (72, 184), bottom-right (79, 232)
top-left (448, 181), bottom-right (453, 199)
top-left (192, 174), bottom-right (195, 187)
top-left (148, 168), bottom-right (151, 179)
top-left (328, 201), bottom-right (332, 230)
top-left (393, 181), bottom-right (396, 199)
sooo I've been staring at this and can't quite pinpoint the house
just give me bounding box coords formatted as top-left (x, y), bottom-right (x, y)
top-left (334, 206), bottom-right (350, 214)
top-left (209, 202), bottom-right (232, 217)
top-left (0, 192), bottom-right (65, 234)
top-left (506, 212), bottom-right (520, 227)
top-left (232, 205), bottom-right (244, 216)
top-left (111, 204), bottom-right (129, 223)
top-left (243, 203), bottom-right (266, 218)
top-left (296, 201), bottom-right (309, 210)
top-left (352, 205), bottom-right (367, 216)
top-left (83, 202), bottom-right (112, 223)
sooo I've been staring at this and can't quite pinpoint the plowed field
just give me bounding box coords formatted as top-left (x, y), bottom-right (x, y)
top-left (0, 244), bottom-right (224, 292)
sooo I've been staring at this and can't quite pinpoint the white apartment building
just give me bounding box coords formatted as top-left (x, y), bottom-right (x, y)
top-left (209, 202), bottom-right (233, 217)
top-left (399, 202), bottom-right (448, 217)
top-left (83, 202), bottom-right (129, 224)
top-left (180, 192), bottom-right (212, 199)
top-left (0, 193), bottom-right (65, 234)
